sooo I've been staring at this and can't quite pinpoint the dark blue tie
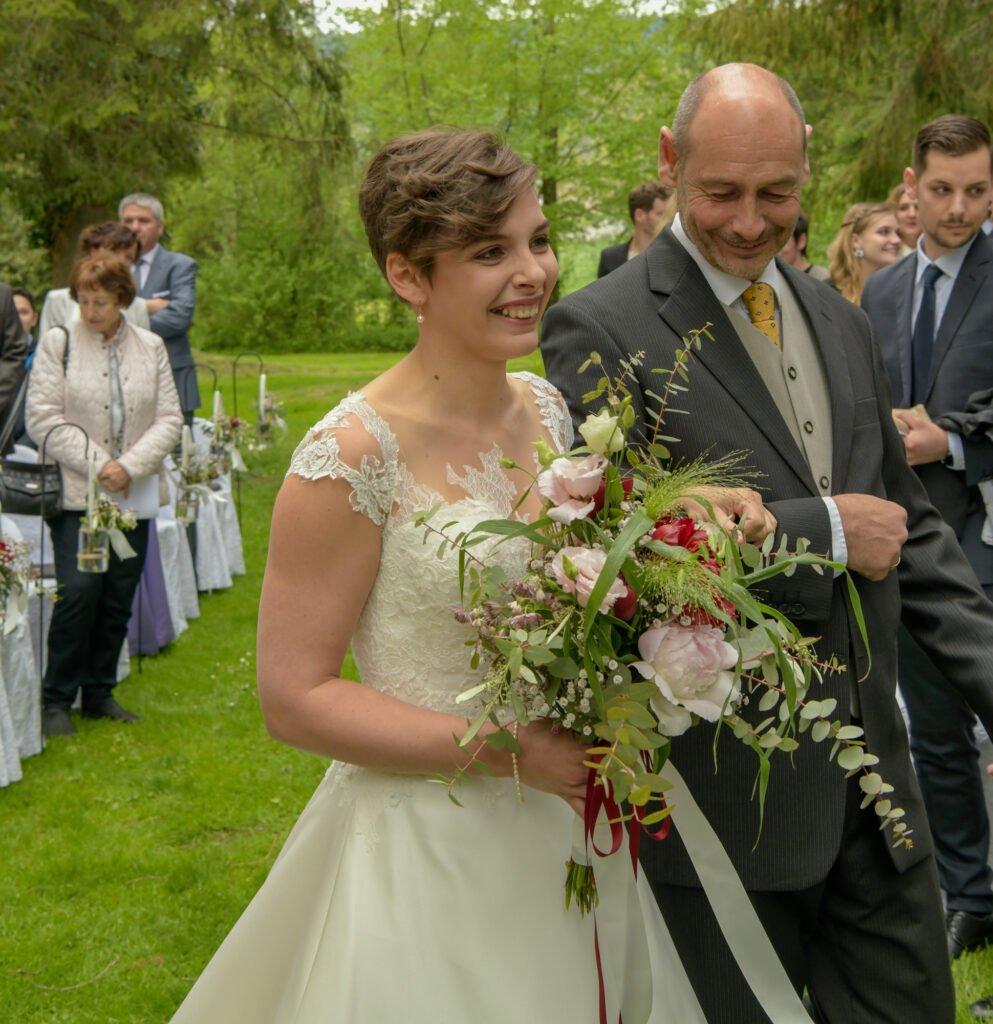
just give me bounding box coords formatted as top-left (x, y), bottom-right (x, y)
top-left (911, 263), bottom-right (943, 405)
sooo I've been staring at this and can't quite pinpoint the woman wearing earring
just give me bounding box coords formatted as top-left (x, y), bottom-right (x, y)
top-left (166, 128), bottom-right (754, 1023)
top-left (827, 201), bottom-right (902, 304)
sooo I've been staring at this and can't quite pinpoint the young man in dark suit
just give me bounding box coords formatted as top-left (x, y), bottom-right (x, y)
top-left (596, 180), bottom-right (670, 278)
top-left (861, 116), bottom-right (993, 1010)
top-left (120, 193), bottom-right (199, 424)
top-left (543, 63), bottom-right (993, 1024)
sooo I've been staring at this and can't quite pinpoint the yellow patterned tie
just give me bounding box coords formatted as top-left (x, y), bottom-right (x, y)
top-left (741, 283), bottom-right (780, 348)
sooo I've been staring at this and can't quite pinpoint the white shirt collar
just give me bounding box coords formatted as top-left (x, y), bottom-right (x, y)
top-left (671, 215), bottom-right (783, 306)
top-left (141, 244), bottom-right (161, 268)
top-left (914, 232), bottom-right (976, 284)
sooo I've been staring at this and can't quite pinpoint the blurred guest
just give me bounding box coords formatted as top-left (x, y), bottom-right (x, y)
top-left (39, 223), bottom-right (149, 336)
top-left (888, 182), bottom-right (922, 253)
top-left (12, 288), bottom-right (38, 356)
top-left (4, 288), bottom-right (40, 450)
top-left (0, 283), bottom-right (28, 425)
top-left (827, 201), bottom-right (901, 303)
top-left (27, 256), bottom-right (181, 738)
top-left (597, 181), bottom-right (671, 277)
top-left (120, 193), bottom-right (199, 423)
top-left (778, 210), bottom-right (831, 282)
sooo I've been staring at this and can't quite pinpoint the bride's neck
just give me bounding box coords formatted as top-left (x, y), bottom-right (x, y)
top-left (391, 346), bottom-right (514, 424)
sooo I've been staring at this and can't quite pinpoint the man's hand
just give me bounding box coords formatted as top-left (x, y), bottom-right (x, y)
top-left (680, 486), bottom-right (777, 544)
top-left (892, 405), bottom-right (949, 466)
top-left (833, 493), bottom-right (908, 581)
top-left (145, 298), bottom-right (170, 314)
top-left (98, 460), bottom-right (131, 495)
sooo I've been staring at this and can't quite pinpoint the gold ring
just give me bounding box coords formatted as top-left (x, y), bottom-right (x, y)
top-left (890, 556), bottom-right (901, 570)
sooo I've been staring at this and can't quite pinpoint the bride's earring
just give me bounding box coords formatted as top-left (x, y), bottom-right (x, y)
top-left (415, 307), bottom-right (425, 324)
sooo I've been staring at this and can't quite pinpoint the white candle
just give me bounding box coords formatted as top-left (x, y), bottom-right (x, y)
top-left (213, 389), bottom-right (224, 424)
top-left (258, 372), bottom-right (267, 412)
top-left (87, 451), bottom-right (97, 521)
top-left (181, 425), bottom-right (193, 473)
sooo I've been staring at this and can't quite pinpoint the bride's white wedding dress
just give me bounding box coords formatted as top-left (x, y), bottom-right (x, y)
top-left (169, 373), bottom-right (706, 1023)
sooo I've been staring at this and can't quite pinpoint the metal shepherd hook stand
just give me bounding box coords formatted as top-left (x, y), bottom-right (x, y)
top-left (37, 422), bottom-right (89, 680)
top-left (231, 351), bottom-right (265, 526)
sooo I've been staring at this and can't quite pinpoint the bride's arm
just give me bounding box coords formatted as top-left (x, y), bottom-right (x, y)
top-left (257, 471), bottom-right (589, 813)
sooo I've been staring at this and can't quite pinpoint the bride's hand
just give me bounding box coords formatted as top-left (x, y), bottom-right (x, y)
top-left (515, 720), bottom-right (589, 817)
top-left (679, 485), bottom-right (776, 544)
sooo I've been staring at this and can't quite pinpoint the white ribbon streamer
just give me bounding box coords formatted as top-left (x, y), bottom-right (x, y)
top-left (107, 527), bottom-right (137, 560)
top-left (664, 759), bottom-right (813, 1022)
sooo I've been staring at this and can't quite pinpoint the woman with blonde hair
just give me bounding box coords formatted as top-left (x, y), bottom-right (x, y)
top-left (827, 201), bottom-right (902, 304)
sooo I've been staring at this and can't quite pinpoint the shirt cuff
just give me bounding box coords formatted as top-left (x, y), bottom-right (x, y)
top-left (944, 431), bottom-right (964, 470)
top-left (823, 496), bottom-right (848, 567)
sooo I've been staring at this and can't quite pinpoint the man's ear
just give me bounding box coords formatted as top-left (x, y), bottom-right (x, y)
top-left (903, 166), bottom-right (917, 200)
top-left (802, 124), bottom-right (812, 184)
top-left (658, 127), bottom-right (679, 189)
top-left (385, 253), bottom-right (427, 308)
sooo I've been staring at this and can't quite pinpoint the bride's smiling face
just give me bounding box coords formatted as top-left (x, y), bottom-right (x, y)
top-left (418, 190), bottom-right (558, 362)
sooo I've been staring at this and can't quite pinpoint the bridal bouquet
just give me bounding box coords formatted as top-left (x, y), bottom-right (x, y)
top-left (420, 331), bottom-right (911, 912)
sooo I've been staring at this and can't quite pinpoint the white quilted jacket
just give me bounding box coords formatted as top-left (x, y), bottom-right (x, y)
top-left (25, 320), bottom-right (182, 511)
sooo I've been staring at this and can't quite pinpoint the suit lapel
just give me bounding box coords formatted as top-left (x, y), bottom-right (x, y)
top-left (891, 260), bottom-right (915, 407)
top-left (927, 233), bottom-right (991, 399)
top-left (645, 234), bottom-right (815, 491)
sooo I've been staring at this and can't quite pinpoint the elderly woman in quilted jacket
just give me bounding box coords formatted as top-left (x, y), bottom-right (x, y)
top-left (26, 255), bottom-right (182, 738)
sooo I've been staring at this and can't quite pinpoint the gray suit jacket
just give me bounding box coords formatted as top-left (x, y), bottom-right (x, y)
top-left (862, 232), bottom-right (993, 581)
top-left (140, 246), bottom-right (199, 414)
top-left (541, 227), bottom-right (993, 891)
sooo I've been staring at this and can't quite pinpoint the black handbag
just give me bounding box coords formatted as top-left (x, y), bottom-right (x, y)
top-left (0, 458), bottom-right (62, 517)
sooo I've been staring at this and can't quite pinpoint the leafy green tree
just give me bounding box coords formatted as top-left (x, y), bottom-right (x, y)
top-left (343, 0), bottom-right (695, 237)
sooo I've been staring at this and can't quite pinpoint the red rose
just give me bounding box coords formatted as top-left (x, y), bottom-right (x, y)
top-left (613, 582), bottom-right (638, 621)
top-left (651, 516), bottom-right (708, 551)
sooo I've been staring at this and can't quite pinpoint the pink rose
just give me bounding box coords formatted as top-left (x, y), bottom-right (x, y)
top-left (537, 454), bottom-right (607, 524)
top-left (632, 621), bottom-right (739, 735)
top-left (550, 545), bottom-right (627, 613)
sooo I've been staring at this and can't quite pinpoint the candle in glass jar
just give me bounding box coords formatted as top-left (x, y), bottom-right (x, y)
top-left (213, 389), bottom-right (224, 424)
top-left (181, 424), bottom-right (193, 473)
top-left (87, 451), bottom-right (97, 521)
top-left (258, 372), bottom-right (267, 413)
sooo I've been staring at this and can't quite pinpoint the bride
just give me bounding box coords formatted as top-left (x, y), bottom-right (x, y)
top-left (169, 129), bottom-right (770, 1023)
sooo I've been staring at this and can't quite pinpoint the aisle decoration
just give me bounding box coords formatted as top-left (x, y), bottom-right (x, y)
top-left (78, 452), bottom-right (137, 573)
top-left (176, 425), bottom-right (224, 524)
top-left (209, 390), bottom-right (248, 473)
top-left (419, 331), bottom-right (910, 913)
top-left (247, 372), bottom-right (288, 453)
top-left (0, 532), bottom-right (34, 634)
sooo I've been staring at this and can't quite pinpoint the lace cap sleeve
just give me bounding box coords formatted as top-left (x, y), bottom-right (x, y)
top-left (287, 393), bottom-right (400, 527)
top-left (516, 371), bottom-right (575, 452)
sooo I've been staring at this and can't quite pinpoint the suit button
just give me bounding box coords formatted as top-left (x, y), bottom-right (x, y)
top-left (820, 476), bottom-right (829, 489)
top-left (787, 366), bottom-right (798, 380)
top-left (803, 421), bottom-right (814, 434)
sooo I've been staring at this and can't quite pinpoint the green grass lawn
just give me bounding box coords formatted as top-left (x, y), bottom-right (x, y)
top-left (1, 350), bottom-right (989, 1022)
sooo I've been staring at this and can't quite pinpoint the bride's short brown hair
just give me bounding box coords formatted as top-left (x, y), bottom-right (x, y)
top-left (359, 128), bottom-right (537, 281)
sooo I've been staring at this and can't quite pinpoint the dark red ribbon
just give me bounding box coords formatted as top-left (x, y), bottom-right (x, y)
top-left (584, 757), bottom-right (671, 1024)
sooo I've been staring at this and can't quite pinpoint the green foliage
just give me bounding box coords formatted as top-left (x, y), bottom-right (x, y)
top-left (0, 190), bottom-right (49, 295)
top-left (341, 0), bottom-right (695, 235)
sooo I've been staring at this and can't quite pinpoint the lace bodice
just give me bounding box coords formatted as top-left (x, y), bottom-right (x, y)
top-left (287, 372), bottom-right (572, 714)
